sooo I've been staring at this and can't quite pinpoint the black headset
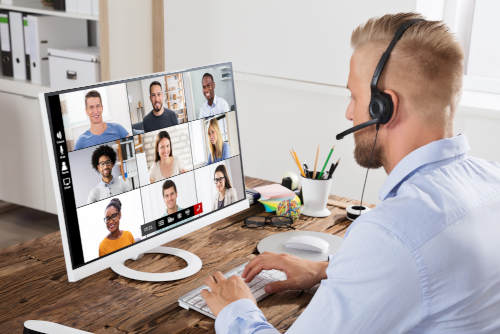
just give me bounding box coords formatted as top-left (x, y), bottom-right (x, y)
top-left (336, 19), bottom-right (423, 140)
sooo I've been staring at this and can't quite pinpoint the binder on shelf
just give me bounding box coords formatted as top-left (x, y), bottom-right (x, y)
top-left (26, 15), bottom-right (87, 86)
top-left (9, 11), bottom-right (27, 80)
top-left (0, 11), bottom-right (13, 77)
top-left (23, 15), bottom-right (31, 80)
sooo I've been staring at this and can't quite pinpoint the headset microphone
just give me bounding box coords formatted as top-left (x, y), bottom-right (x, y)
top-left (336, 118), bottom-right (380, 140)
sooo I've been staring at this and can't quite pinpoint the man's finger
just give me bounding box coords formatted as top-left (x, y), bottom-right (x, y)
top-left (204, 274), bottom-right (216, 290)
top-left (244, 263), bottom-right (264, 283)
top-left (264, 280), bottom-right (291, 294)
top-left (200, 288), bottom-right (212, 301)
top-left (242, 255), bottom-right (265, 278)
top-left (213, 271), bottom-right (226, 283)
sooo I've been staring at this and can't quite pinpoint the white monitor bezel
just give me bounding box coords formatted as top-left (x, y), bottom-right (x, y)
top-left (39, 64), bottom-right (249, 282)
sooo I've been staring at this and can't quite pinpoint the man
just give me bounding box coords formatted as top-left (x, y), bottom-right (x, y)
top-left (163, 179), bottom-right (182, 215)
top-left (199, 73), bottom-right (230, 118)
top-left (142, 81), bottom-right (179, 132)
top-left (74, 90), bottom-right (129, 150)
top-left (201, 13), bottom-right (500, 333)
top-left (88, 145), bottom-right (131, 204)
top-left (156, 179), bottom-right (194, 234)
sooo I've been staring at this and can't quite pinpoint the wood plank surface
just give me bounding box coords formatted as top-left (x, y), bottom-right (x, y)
top-left (0, 177), bottom-right (361, 333)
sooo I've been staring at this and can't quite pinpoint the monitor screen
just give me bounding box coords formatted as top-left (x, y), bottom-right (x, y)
top-left (42, 63), bottom-right (246, 269)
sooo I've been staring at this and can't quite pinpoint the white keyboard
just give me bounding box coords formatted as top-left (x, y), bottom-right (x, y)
top-left (178, 262), bottom-right (287, 319)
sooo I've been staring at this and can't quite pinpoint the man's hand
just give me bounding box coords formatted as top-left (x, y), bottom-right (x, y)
top-left (201, 271), bottom-right (256, 317)
top-left (242, 252), bottom-right (328, 294)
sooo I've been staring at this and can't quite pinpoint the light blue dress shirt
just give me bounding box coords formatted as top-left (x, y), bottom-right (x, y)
top-left (215, 135), bottom-right (500, 334)
top-left (199, 95), bottom-right (230, 119)
top-left (208, 142), bottom-right (231, 164)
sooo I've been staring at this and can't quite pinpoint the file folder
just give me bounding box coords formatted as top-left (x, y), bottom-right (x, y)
top-left (26, 15), bottom-right (87, 85)
top-left (23, 15), bottom-right (30, 80)
top-left (0, 11), bottom-right (13, 77)
top-left (9, 11), bottom-right (26, 80)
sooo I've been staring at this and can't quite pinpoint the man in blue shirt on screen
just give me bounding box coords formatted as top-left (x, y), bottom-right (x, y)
top-left (200, 13), bottom-right (500, 333)
top-left (74, 90), bottom-right (129, 150)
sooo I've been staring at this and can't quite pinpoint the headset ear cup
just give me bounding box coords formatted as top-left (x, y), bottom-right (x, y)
top-left (369, 91), bottom-right (393, 124)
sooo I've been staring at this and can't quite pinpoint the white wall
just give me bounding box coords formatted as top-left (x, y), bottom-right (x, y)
top-left (164, 0), bottom-right (416, 86)
top-left (165, 0), bottom-right (500, 205)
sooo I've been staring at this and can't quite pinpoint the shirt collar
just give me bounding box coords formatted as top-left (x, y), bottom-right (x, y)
top-left (100, 176), bottom-right (115, 187)
top-left (206, 95), bottom-right (218, 108)
top-left (379, 134), bottom-right (470, 201)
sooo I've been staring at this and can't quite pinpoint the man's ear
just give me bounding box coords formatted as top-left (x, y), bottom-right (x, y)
top-left (383, 89), bottom-right (399, 128)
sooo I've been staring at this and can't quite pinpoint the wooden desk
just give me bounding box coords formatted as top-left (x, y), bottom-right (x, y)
top-left (0, 177), bottom-right (359, 333)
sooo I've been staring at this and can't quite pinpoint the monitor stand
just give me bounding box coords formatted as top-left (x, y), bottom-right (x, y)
top-left (110, 246), bottom-right (202, 282)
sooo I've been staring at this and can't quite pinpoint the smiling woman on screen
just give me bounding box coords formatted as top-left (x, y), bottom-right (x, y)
top-left (98, 198), bottom-right (134, 256)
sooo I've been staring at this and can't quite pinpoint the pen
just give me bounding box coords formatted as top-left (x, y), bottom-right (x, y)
top-left (318, 145), bottom-right (334, 179)
top-left (312, 145), bottom-right (320, 179)
top-left (328, 158), bottom-right (341, 179)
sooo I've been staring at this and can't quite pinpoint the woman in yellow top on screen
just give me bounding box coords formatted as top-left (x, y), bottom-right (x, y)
top-left (99, 198), bottom-right (135, 257)
top-left (207, 118), bottom-right (230, 164)
top-left (149, 130), bottom-right (187, 183)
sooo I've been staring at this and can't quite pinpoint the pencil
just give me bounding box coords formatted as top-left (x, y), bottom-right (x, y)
top-left (290, 149), bottom-right (306, 177)
top-left (312, 145), bottom-right (320, 179)
top-left (318, 145), bottom-right (334, 179)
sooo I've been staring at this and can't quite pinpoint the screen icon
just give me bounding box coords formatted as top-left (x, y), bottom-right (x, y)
top-left (61, 161), bottom-right (68, 172)
top-left (56, 131), bottom-right (62, 140)
top-left (194, 203), bottom-right (203, 215)
top-left (167, 217), bottom-right (174, 223)
top-left (157, 219), bottom-right (165, 227)
top-left (59, 145), bottom-right (64, 155)
top-left (62, 178), bottom-right (71, 186)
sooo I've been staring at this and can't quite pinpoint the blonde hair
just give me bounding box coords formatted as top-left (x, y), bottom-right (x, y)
top-left (351, 13), bottom-right (464, 123)
top-left (208, 118), bottom-right (223, 160)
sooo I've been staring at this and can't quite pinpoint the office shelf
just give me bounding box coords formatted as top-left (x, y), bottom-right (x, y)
top-left (0, 0), bottom-right (98, 21)
top-left (0, 75), bottom-right (48, 98)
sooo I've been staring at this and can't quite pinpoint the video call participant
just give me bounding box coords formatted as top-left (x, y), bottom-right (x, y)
top-left (149, 130), bottom-right (187, 183)
top-left (143, 81), bottom-right (179, 132)
top-left (207, 118), bottom-right (230, 164)
top-left (88, 145), bottom-right (131, 204)
top-left (99, 198), bottom-right (134, 257)
top-left (162, 179), bottom-right (182, 215)
top-left (201, 13), bottom-right (500, 333)
top-left (74, 90), bottom-right (129, 151)
top-left (199, 73), bottom-right (230, 119)
top-left (212, 164), bottom-right (237, 210)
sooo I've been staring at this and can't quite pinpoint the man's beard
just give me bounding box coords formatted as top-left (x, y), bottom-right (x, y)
top-left (353, 128), bottom-right (383, 169)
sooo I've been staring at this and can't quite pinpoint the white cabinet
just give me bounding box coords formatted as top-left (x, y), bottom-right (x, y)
top-left (0, 91), bottom-right (56, 213)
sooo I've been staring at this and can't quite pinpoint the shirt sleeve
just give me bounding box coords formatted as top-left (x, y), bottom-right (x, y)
top-left (87, 188), bottom-right (98, 204)
top-left (213, 221), bottom-right (423, 334)
top-left (222, 142), bottom-right (231, 159)
top-left (172, 110), bottom-right (179, 125)
top-left (117, 123), bottom-right (129, 138)
top-left (215, 299), bottom-right (280, 334)
top-left (286, 221), bottom-right (423, 333)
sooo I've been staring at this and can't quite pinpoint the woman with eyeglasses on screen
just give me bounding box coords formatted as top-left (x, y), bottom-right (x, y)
top-left (149, 130), bottom-right (187, 183)
top-left (207, 118), bottom-right (230, 164)
top-left (212, 164), bottom-right (237, 211)
top-left (99, 198), bottom-right (134, 257)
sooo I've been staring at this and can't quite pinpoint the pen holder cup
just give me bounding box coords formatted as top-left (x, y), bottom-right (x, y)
top-left (300, 176), bottom-right (333, 217)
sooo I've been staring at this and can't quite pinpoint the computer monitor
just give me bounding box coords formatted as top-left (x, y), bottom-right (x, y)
top-left (39, 62), bottom-right (249, 282)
